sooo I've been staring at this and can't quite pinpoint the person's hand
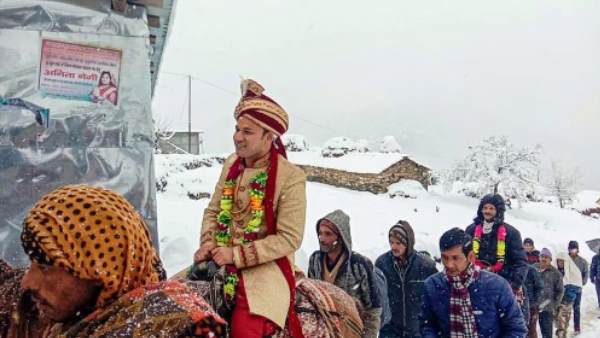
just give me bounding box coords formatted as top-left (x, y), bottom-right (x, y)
top-left (513, 287), bottom-right (524, 305)
top-left (193, 242), bottom-right (216, 263)
top-left (211, 247), bottom-right (234, 266)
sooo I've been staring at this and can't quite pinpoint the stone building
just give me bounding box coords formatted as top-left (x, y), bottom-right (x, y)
top-left (298, 156), bottom-right (431, 194)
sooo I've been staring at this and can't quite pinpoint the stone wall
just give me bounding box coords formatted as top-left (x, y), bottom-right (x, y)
top-left (298, 157), bottom-right (431, 194)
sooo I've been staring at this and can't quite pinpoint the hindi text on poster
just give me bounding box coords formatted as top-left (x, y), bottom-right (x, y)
top-left (39, 40), bottom-right (122, 106)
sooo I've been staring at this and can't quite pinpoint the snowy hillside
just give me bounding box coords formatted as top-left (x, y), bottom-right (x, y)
top-left (156, 153), bottom-right (600, 336)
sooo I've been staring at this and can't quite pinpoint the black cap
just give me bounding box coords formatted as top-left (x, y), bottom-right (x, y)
top-left (568, 240), bottom-right (579, 250)
top-left (523, 238), bottom-right (534, 246)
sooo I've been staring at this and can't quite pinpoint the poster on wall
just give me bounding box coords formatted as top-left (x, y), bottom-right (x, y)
top-left (39, 39), bottom-right (122, 106)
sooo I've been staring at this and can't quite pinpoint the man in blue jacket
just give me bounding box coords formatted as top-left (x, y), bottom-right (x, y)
top-left (420, 227), bottom-right (527, 338)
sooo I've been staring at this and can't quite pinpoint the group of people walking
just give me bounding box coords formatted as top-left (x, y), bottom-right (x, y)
top-left (0, 79), bottom-right (599, 338)
top-left (305, 190), bottom-right (598, 338)
top-left (238, 176), bottom-right (595, 338)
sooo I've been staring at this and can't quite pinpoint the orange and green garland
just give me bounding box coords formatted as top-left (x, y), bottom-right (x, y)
top-left (215, 171), bottom-right (268, 298)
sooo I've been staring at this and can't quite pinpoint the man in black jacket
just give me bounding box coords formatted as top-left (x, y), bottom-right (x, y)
top-left (466, 194), bottom-right (529, 298)
top-left (524, 263), bottom-right (544, 337)
top-left (376, 221), bottom-right (437, 338)
top-left (591, 247), bottom-right (600, 309)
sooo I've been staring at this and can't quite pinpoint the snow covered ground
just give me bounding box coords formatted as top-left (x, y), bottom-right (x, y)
top-left (156, 153), bottom-right (600, 336)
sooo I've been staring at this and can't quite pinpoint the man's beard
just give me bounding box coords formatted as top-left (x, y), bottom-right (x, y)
top-left (319, 241), bottom-right (339, 253)
top-left (483, 215), bottom-right (495, 222)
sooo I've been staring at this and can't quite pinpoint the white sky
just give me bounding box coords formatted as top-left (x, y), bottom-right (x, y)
top-left (153, 0), bottom-right (600, 189)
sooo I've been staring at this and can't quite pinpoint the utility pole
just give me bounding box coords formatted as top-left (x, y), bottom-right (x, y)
top-left (188, 74), bottom-right (192, 153)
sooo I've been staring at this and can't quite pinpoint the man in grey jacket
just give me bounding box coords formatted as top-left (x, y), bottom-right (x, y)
top-left (535, 248), bottom-right (564, 338)
top-left (308, 210), bottom-right (382, 338)
top-left (568, 241), bottom-right (588, 335)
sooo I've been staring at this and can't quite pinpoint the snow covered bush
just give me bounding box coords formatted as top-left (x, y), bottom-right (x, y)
top-left (156, 176), bottom-right (168, 192)
top-left (356, 139), bottom-right (371, 152)
top-left (321, 137), bottom-right (369, 157)
top-left (282, 134), bottom-right (309, 152)
top-left (388, 180), bottom-right (427, 199)
top-left (182, 157), bottom-right (224, 170)
top-left (379, 136), bottom-right (402, 153)
top-left (154, 155), bottom-right (220, 200)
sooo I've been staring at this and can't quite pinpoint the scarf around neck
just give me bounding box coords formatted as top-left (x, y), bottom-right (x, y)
top-left (445, 264), bottom-right (480, 338)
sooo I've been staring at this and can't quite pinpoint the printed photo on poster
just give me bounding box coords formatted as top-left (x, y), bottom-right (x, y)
top-left (39, 40), bottom-right (122, 106)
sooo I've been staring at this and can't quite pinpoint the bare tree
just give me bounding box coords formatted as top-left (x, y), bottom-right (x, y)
top-left (547, 161), bottom-right (581, 208)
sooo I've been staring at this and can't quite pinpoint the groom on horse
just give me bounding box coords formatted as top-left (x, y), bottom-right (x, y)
top-left (195, 79), bottom-right (307, 338)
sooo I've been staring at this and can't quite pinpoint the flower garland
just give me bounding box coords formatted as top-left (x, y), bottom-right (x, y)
top-left (472, 224), bottom-right (507, 273)
top-left (215, 171), bottom-right (268, 299)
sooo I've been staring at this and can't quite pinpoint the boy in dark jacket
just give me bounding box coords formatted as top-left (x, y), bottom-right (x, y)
top-left (420, 228), bottom-right (527, 338)
top-left (308, 210), bottom-right (382, 338)
top-left (524, 238), bottom-right (541, 264)
top-left (591, 247), bottom-right (600, 309)
top-left (535, 248), bottom-right (564, 338)
top-left (376, 221), bottom-right (437, 338)
top-left (524, 264), bottom-right (544, 337)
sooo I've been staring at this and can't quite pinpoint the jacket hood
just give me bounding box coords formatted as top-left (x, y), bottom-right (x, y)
top-left (388, 221), bottom-right (415, 258)
top-left (474, 194), bottom-right (506, 224)
top-left (316, 209), bottom-right (352, 253)
top-left (553, 251), bottom-right (583, 287)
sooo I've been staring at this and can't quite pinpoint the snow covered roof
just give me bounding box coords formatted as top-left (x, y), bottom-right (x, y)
top-left (287, 151), bottom-right (429, 174)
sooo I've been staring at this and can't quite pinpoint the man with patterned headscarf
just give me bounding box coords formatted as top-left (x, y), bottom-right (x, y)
top-left (0, 184), bottom-right (225, 337)
top-left (195, 79), bottom-right (307, 338)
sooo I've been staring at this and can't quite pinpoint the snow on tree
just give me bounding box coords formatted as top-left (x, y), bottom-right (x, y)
top-left (282, 134), bottom-right (309, 152)
top-left (379, 135), bottom-right (402, 153)
top-left (449, 136), bottom-right (541, 202)
top-left (321, 137), bottom-right (369, 157)
top-left (546, 161), bottom-right (581, 208)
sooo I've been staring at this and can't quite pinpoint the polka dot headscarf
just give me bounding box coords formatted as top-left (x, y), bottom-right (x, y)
top-left (21, 184), bottom-right (166, 306)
